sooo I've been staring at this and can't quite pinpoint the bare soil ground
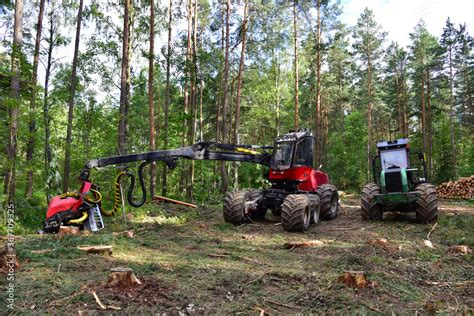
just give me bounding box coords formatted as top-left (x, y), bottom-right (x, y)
top-left (1, 197), bottom-right (473, 314)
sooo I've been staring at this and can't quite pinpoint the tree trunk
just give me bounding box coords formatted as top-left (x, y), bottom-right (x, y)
top-left (315, 0), bottom-right (321, 165)
top-left (448, 47), bottom-right (456, 177)
top-left (148, 0), bottom-right (156, 198)
top-left (395, 68), bottom-right (402, 136)
top-left (293, 1), bottom-right (299, 130)
top-left (367, 53), bottom-right (373, 181)
top-left (220, 0), bottom-right (231, 193)
top-left (162, 0), bottom-right (172, 195)
top-left (118, 0), bottom-right (131, 155)
top-left (426, 69), bottom-right (433, 179)
top-left (43, 8), bottom-right (54, 201)
top-left (25, 0), bottom-right (45, 197)
top-left (6, 0), bottom-right (23, 203)
top-left (63, 0), bottom-right (84, 191)
top-left (420, 53), bottom-right (426, 159)
top-left (233, 0), bottom-right (248, 145)
top-left (232, 0), bottom-right (249, 188)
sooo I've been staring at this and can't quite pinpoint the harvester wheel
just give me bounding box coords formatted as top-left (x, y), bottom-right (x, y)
top-left (281, 194), bottom-right (311, 232)
top-left (415, 183), bottom-right (438, 223)
top-left (247, 189), bottom-right (267, 221)
top-left (309, 195), bottom-right (321, 225)
top-left (317, 184), bottom-right (339, 220)
top-left (223, 190), bottom-right (248, 224)
top-left (361, 183), bottom-right (383, 221)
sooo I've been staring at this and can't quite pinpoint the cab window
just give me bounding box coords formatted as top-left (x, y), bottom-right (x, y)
top-left (294, 137), bottom-right (314, 167)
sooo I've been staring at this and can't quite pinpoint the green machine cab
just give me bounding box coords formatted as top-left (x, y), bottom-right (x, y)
top-left (361, 139), bottom-right (438, 223)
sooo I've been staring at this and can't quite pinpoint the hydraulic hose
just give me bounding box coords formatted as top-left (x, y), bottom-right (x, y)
top-left (127, 161), bottom-right (149, 208)
top-left (100, 171), bottom-right (129, 217)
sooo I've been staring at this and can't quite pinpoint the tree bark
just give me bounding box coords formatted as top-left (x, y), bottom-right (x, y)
top-left (25, 0), bottom-right (45, 197)
top-left (118, 0), bottom-right (131, 155)
top-left (293, 0), bottom-right (299, 130)
top-left (162, 0), bottom-right (172, 195)
top-left (315, 0), bottom-right (321, 165)
top-left (43, 7), bottom-right (54, 201)
top-left (149, 0), bottom-right (156, 198)
top-left (6, 0), bottom-right (23, 203)
top-left (367, 52), bottom-right (373, 181)
top-left (447, 46), bottom-right (456, 177)
top-left (63, 0), bottom-right (84, 191)
top-left (220, 0), bottom-right (231, 193)
top-left (233, 0), bottom-right (248, 146)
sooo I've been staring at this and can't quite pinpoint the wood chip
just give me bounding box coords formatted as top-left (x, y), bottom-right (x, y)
top-left (423, 240), bottom-right (435, 249)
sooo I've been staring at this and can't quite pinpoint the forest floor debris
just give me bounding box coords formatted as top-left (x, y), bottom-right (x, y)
top-left (2, 198), bottom-right (473, 313)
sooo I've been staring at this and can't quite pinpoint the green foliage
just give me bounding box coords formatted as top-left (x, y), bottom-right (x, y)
top-left (1, 1), bottom-right (472, 232)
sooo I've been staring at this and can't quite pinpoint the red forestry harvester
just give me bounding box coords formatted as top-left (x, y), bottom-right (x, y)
top-left (43, 128), bottom-right (339, 233)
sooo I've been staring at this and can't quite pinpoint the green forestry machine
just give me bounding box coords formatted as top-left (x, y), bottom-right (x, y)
top-left (360, 138), bottom-right (438, 223)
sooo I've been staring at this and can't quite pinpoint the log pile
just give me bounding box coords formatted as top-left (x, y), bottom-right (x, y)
top-left (437, 176), bottom-right (474, 199)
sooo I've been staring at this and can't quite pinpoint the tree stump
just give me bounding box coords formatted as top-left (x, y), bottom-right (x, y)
top-left (0, 246), bottom-right (20, 273)
top-left (107, 267), bottom-right (142, 289)
top-left (59, 226), bottom-right (80, 236)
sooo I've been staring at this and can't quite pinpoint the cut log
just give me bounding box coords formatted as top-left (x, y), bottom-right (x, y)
top-left (77, 245), bottom-right (113, 255)
top-left (447, 245), bottom-right (471, 255)
top-left (107, 267), bottom-right (142, 289)
top-left (59, 226), bottom-right (80, 236)
top-left (338, 271), bottom-right (376, 289)
top-left (437, 175), bottom-right (474, 199)
top-left (284, 240), bottom-right (324, 249)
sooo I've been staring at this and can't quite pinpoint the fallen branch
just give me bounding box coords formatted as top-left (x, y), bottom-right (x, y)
top-left (208, 253), bottom-right (231, 258)
top-left (92, 291), bottom-right (106, 310)
top-left (246, 273), bottom-right (266, 285)
top-left (263, 297), bottom-right (301, 309)
top-left (426, 222), bottom-right (438, 241)
top-left (254, 306), bottom-right (266, 316)
top-left (153, 195), bottom-right (197, 208)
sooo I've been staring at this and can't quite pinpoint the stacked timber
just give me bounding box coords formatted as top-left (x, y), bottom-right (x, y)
top-left (437, 176), bottom-right (474, 199)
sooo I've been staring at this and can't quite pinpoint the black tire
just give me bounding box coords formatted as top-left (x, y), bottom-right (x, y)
top-left (415, 183), bottom-right (438, 223)
top-left (281, 194), bottom-right (311, 232)
top-left (223, 190), bottom-right (248, 224)
top-left (247, 189), bottom-right (267, 221)
top-left (309, 195), bottom-right (321, 225)
top-left (360, 183), bottom-right (383, 220)
top-left (317, 184), bottom-right (339, 220)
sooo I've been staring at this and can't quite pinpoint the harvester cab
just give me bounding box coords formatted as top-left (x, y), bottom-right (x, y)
top-left (374, 138), bottom-right (427, 194)
top-left (361, 138), bottom-right (438, 223)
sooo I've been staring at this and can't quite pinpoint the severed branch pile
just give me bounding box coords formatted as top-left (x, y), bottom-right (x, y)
top-left (437, 175), bottom-right (473, 199)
